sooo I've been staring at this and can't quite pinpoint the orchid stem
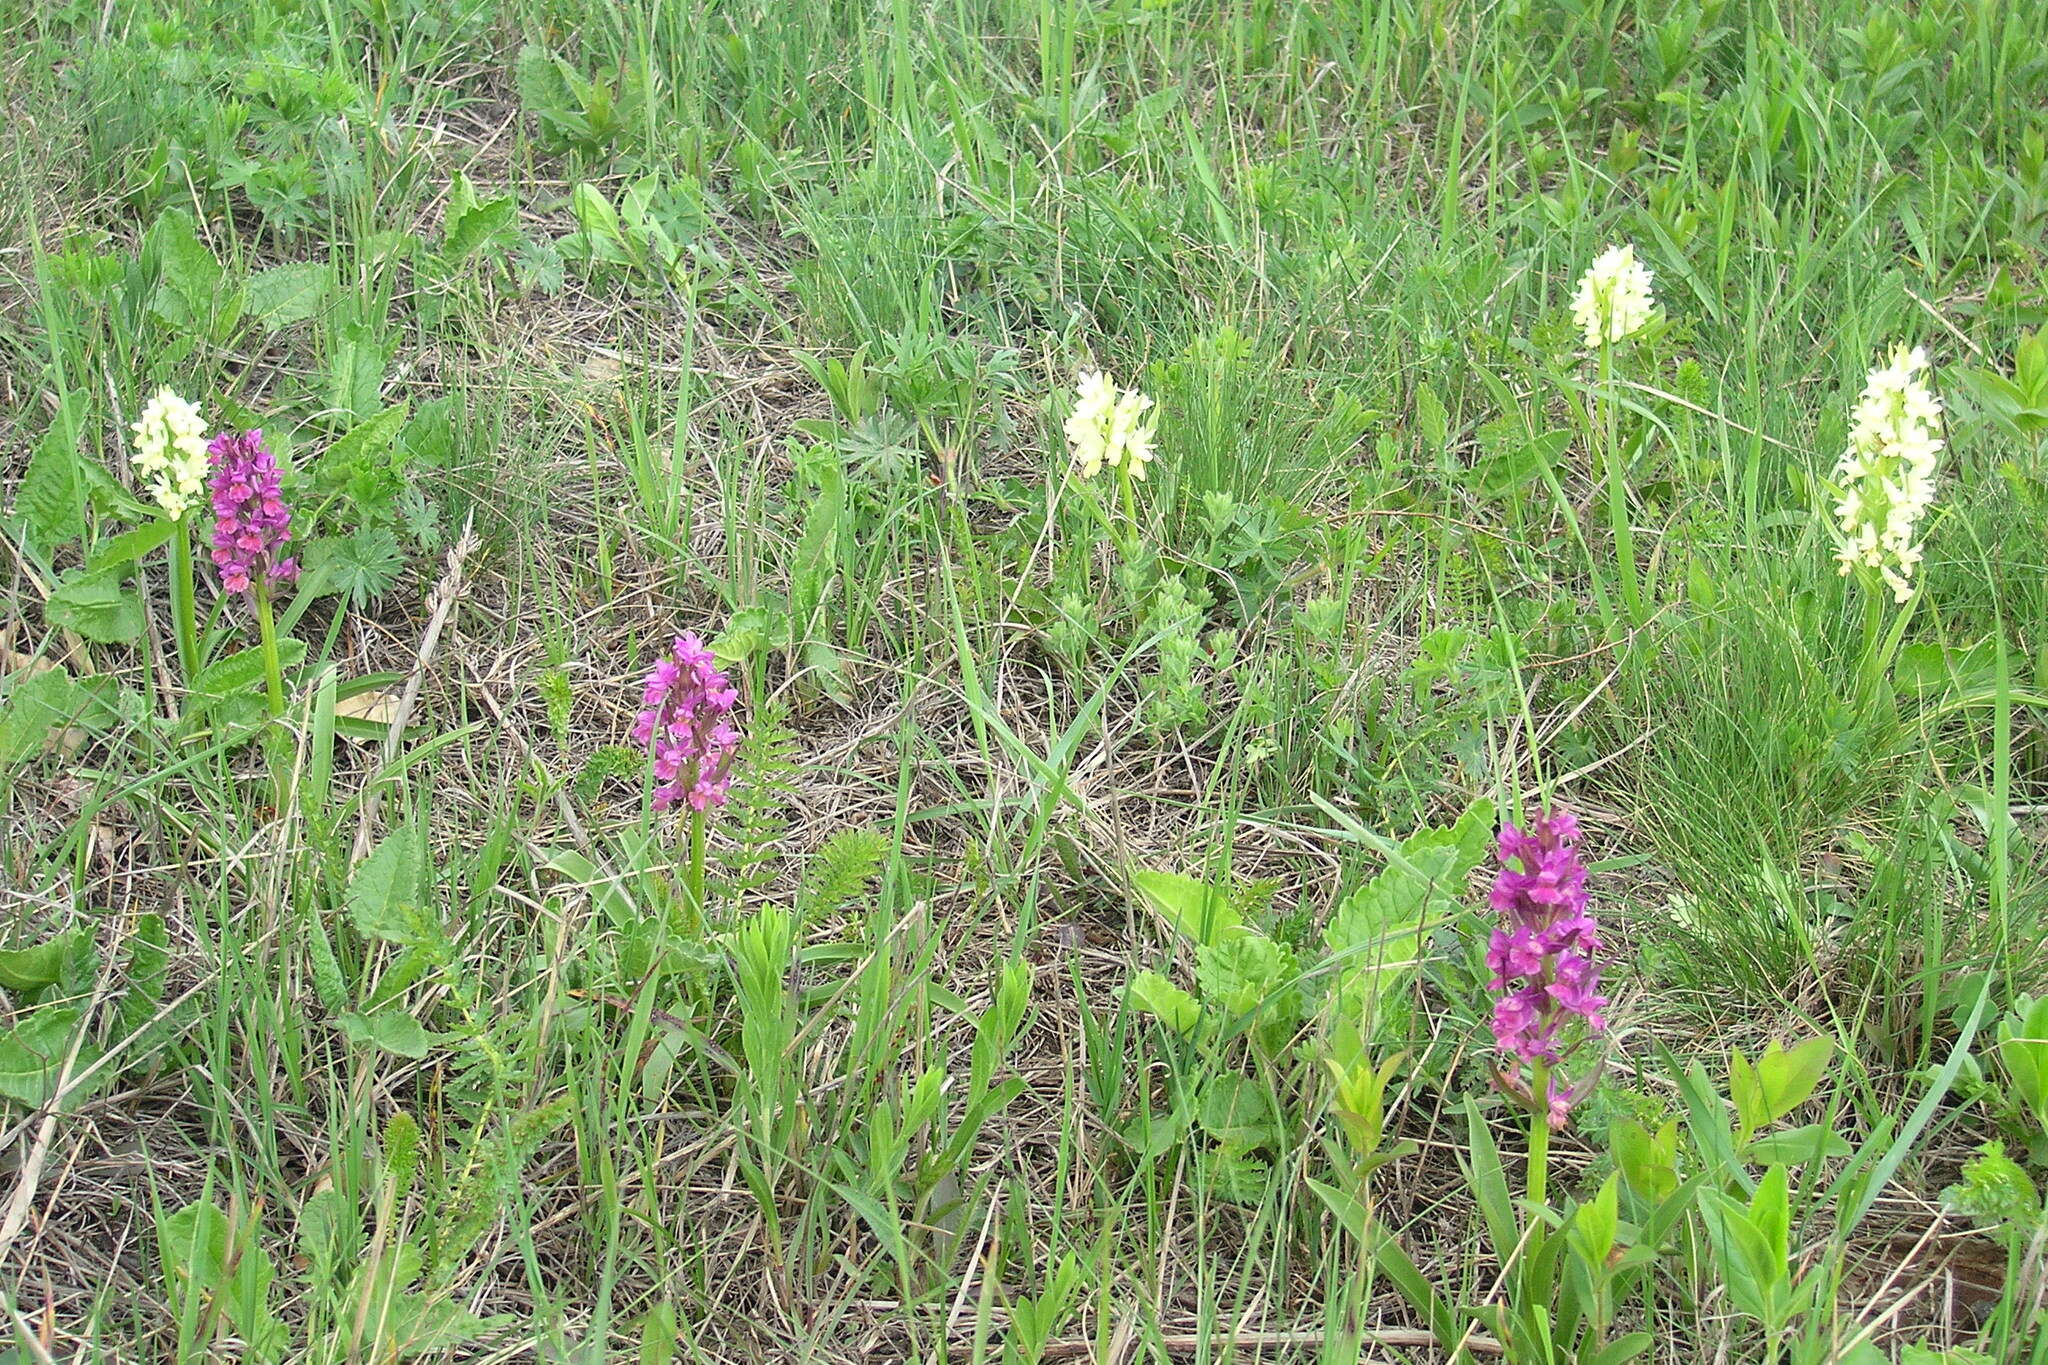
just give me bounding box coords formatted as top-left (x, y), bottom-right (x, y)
top-left (685, 808), bottom-right (707, 933)
top-left (1599, 342), bottom-right (1642, 627)
top-left (253, 579), bottom-right (285, 719)
top-left (170, 517), bottom-right (200, 685)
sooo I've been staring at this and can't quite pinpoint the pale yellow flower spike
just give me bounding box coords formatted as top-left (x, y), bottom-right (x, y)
top-left (1832, 346), bottom-right (1944, 603)
top-left (1570, 244), bottom-right (1656, 349)
top-left (1065, 370), bottom-right (1157, 481)
top-left (131, 387), bottom-right (210, 520)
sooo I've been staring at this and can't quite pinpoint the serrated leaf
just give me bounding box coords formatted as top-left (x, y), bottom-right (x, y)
top-left (1473, 427), bottom-right (1571, 500)
top-left (17, 405), bottom-right (87, 545)
top-left (323, 402), bottom-right (410, 470)
top-left (336, 1009), bottom-right (440, 1058)
top-left (44, 569), bottom-right (144, 644)
top-left (1939, 1140), bottom-right (2041, 1239)
top-left (1194, 934), bottom-right (1295, 1020)
top-left (246, 262), bottom-right (331, 328)
top-left (1126, 970), bottom-right (1201, 1032)
top-left (327, 322), bottom-right (395, 421)
top-left (347, 827), bottom-right (422, 944)
top-left (379, 1291), bottom-right (506, 1355)
top-left (514, 44), bottom-right (575, 118)
top-left (301, 528), bottom-right (405, 608)
top-left (307, 910), bottom-right (346, 1014)
top-left (114, 913), bottom-right (171, 1040)
top-left (1325, 801), bottom-right (1495, 958)
top-left (1201, 1145), bottom-right (1273, 1204)
top-left (144, 208), bottom-right (225, 329)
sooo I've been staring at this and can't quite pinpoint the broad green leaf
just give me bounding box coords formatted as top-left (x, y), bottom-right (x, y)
top-left (1365, 1219), bottom-right (1461, 1349)
top-left (374, 1291), bottom-right (505, 1356)
top-left (1610, 1116), bottom-right (1679, 1204)
top-left (85, 519), bottom-right (177, 573)
top-left (1744, 1123), bottom-right (1853, 1165)
top-left (572, 183), bottom-right (625, 245)
top-left (1306, 1177), bottom-right (1370, 1242)
top-left (1475, 427), bottom-right (1571, 499)
top-left (1414, 379), bottom-right (1448, 451)
top-left (1325, 1051), bottom-right (1404, 1160)
top-left (113, 913), bottom-right (171, 1040)
top-left (1566, 1174), bottom-right (1621, 1269)
top-left (1197, 1074), bottom-right (1281, 1149)
top-left (827, 1180), bottom-right (913, 1271)
top-left (322, 401), bottom-right (411, 471)
top-left (295, 1185), bottom-right (345, 1286)
top-left (246, 262), bottom-right (331, 328)
top-left (188, 640), bottom-right (309, 700)
top-left (1699, 1187), bottom-right (1782, 1323)
top-left (157, 1201), bottom-right (284, 1357)
top-left (336, 1009), bottom-right (439, 1059)
top-left (514, 44), bottom-right (575, 121)
top-left (144, 208), bottom-right (227, 330)
top-left (0, 1006), bottom-right (99, 1106)
top-left (0, 668), bottom-right (87, 763)
top-left (443, 174), bottom-right (516, 262)
top-left (1194, 934), bottom-right (1297, 1021)
top-left (1996, 995), bottom-right (2048, 1119)
top-left (1729, 1048), bottom-right (1766, 1140)
top-left (44, 569), bottom-right (144, 644)
top-left (1132, 868), bottom-right (1245, 946)
top-left (1748, 1164), bottom-right (1791, 1269)
top-left (328, 321), bottom-right (395, 421)
top-left (1325, 800), bottom-right (1494, 955)
top-left (1587, 1332), bottom-right (1655, 1365)
top-left (1737, 1034), bottom-right (1833, 1134)
top-left (1324, 801), bottom-right (1494, 1016)
top-left (967, 959), bottom-right (1031, 1099)
top-left (1126, 970), bottom-right (1201, 1032)
top-left (0, 926), bottom-right (95, 992)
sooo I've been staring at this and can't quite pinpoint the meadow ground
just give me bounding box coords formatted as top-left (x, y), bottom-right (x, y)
top-left (2, 1), bottom-right (2047, 1361)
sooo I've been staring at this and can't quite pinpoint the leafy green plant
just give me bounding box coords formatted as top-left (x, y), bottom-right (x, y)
top-left (515, 44), bottom-right (638, 166)
top-left (1992, 994), bottom-right (2048, 1144)
top-left (1955, 329), bottom-right (2048, 451)
top-left (558, 176), bottom-right (725, 299)
top-left (1698, 1166), bottom-right (1811, 1363)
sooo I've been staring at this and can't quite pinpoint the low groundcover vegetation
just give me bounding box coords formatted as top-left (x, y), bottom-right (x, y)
top-left (3, 0), bottom-right (2047, 1361)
